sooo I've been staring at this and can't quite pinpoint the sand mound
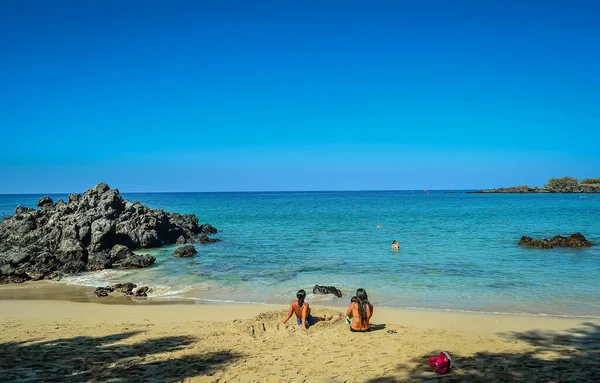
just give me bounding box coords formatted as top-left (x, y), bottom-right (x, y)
top-left (235, 308), bottom-right (345, 338)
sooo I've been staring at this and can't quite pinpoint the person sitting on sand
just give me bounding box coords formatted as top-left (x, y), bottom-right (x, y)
top-left (282, 289), bottom-right (322, 329)
top-left (346, 296), bottom-right (358, 324)
top-left (346, 288), bottom-right (373, 332)
top-left (391, 240), bottom-right (400, 251)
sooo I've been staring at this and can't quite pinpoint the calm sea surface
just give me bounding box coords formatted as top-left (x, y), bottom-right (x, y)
top-left (1, 191), bottom-right (599, 317)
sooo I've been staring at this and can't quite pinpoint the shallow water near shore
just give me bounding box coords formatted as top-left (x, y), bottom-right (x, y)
top-left (2, 191), bottom-right (599, 317)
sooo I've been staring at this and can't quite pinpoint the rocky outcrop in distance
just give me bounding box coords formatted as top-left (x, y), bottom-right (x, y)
top-left (313, 285), bottom-right (343, 298)
top-left (518, 233), bottom-right (593, 249)
top-left (469, 185), bottom-right (600, 193)
top-left (0, 183), bottom-right (220, 284)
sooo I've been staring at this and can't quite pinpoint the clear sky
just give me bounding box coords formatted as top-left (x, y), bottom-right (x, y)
top-left (1, 0), bottom-right (599, 193)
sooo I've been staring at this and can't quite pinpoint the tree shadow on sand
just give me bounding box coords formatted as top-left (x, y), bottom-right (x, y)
top-left (0, 331), bottom-right (241, 382)
top-left (366, 322), bottom-right (600, 383)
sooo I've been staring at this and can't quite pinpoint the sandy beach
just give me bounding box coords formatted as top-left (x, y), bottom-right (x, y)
top-left (1, 287), bottom-right (599, 382)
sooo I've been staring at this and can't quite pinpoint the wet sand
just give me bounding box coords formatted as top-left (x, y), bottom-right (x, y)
top-left (1, 290), bottom-right (599, 382)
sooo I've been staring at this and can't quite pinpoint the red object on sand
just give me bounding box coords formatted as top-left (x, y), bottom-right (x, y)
top-left (428, 351), bottom-right (452, 374)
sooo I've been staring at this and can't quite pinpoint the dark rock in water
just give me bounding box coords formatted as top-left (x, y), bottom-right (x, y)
top-left (93, 286), bottom-right (114, 297)
top-left (118, 253), bottom-right (155, 269)
top-left (197, 234), bottom-right (221, 244)
top-left (135, 286), bottom-right (150, 297)
top-left (313, 285), bottom-right (343, 298)
top-left (0, 183), bottom-right (220, 284)
top-left (518, 236), bottom-right (554, 249)
top-left (93, 282), bottom-right (151, 297)
top-left (549, 233), bottom-right (593, 248)
top-left (172, 245), bottom-right (197, 258)
top-left (37, 196), bottom-right (53, 207)
top-left (199, 223), bottom-right (218, 234)
top-left (519, 233), bottom-right (593, 249)
top-left (109, 244), bottom-right (132, 262)
top-left (114, 282), bottom-right (137, 295)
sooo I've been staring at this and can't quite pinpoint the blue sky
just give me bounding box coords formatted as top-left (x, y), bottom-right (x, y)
top-left (1, 0), bottom-right (599, 193)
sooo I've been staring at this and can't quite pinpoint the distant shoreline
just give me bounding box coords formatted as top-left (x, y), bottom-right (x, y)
top-left (468, 185), bottom-right (600, 194)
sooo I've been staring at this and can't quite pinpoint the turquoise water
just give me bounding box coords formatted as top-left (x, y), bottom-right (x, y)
top-left (2, 191), bottom-right (600, 317)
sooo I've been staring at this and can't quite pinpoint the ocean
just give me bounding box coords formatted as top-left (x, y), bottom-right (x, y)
top-left (1, 191), bottom-right (599, 317)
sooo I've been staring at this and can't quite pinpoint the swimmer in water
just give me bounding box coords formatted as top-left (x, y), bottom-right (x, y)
top-left (392, 240), bottom-right (400, 251)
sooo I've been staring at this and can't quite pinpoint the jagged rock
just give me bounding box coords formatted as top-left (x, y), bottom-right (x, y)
top-left (519, 233), bottom-right (593, 249)
top-left (93, 182), bottom-right (110, 195)
top-left (93, 282), bottom-right (151, 298)
top-left (199, 223), bottom-right (218, 234)
top-left (93, 286), bottom-right (114, 297)
top-left (549, 233), bottom-right (593, 248)
top-left (172, 245), bottom-right (197, 258)
top-left (0, 182), bottom-right (219, 284)
top-left (134, 286), bottom-right (150, 297)
top-left (90, 218), bottom-right (116, 252)
top-left (518, 236), bottom-right (554, 249)
top-left (87, 252), bottom-right (113, 271)
top-left (313, 285), bottom-right (343, 298)
top-left (114, 282), bottom-right (137, 295)
top-left (37, 196), bottom-right (53, 207)
top-left (97, 189), bottom-right (125, 219)
top-left (61, 260), bottom-right (86, 274)
top-left (23, 252), bottom-right (61, 281)
top-left (175, 235), bottom-right (186, 244)
top-left (118, 253), bottom-right (155, 269)
top-left (56, 239), bottom-right (87, 264)
top-left (197, 234), bottom-right (221, 244)
top-left (109, 244), bottom-right (132, 262)
top-left (15, 206), bottom-right (35, 215)
top-left (170, 213), bottom-right (199, 234)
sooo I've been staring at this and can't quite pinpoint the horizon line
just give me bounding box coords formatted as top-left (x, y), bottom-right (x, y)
top-left (0, 188), bottom-right (477, 196)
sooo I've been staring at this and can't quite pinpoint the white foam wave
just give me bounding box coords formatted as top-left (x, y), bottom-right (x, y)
top-left (306, 293), bottom-right (337, 303)
top-left (60, 269), bottom-right (133, 286)
top-left (183, 297), bottom-right (270, 305)
top-left (146, 284), bottom-right (192, 297)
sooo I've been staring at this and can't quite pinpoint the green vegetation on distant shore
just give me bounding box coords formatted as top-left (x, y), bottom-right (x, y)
top-left (472, 176), bottom-right (600, 193)
top-left (545, 176), bottom-right (579, 190)
top-left (580, 178), bottom-right (600, 185)
top-left (545, 176), bottom-right (600, 190)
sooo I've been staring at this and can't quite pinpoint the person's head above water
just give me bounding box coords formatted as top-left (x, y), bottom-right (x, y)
top-left (392, 240), bottom-right (398, 244)
top-left (297, 289), bottom-right (306, 307)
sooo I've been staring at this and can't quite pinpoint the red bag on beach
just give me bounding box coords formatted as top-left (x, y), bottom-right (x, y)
top-left (428, 351), bottom-right (451, 374)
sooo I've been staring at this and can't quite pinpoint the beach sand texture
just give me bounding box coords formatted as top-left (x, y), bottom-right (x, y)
top-left (2, 300), bottom-right (599, 382)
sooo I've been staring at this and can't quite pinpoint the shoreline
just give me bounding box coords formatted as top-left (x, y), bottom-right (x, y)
top-left (2, 281), bottom-right (600, 325)
top-left (2, 298), bottom-right (598, 334)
